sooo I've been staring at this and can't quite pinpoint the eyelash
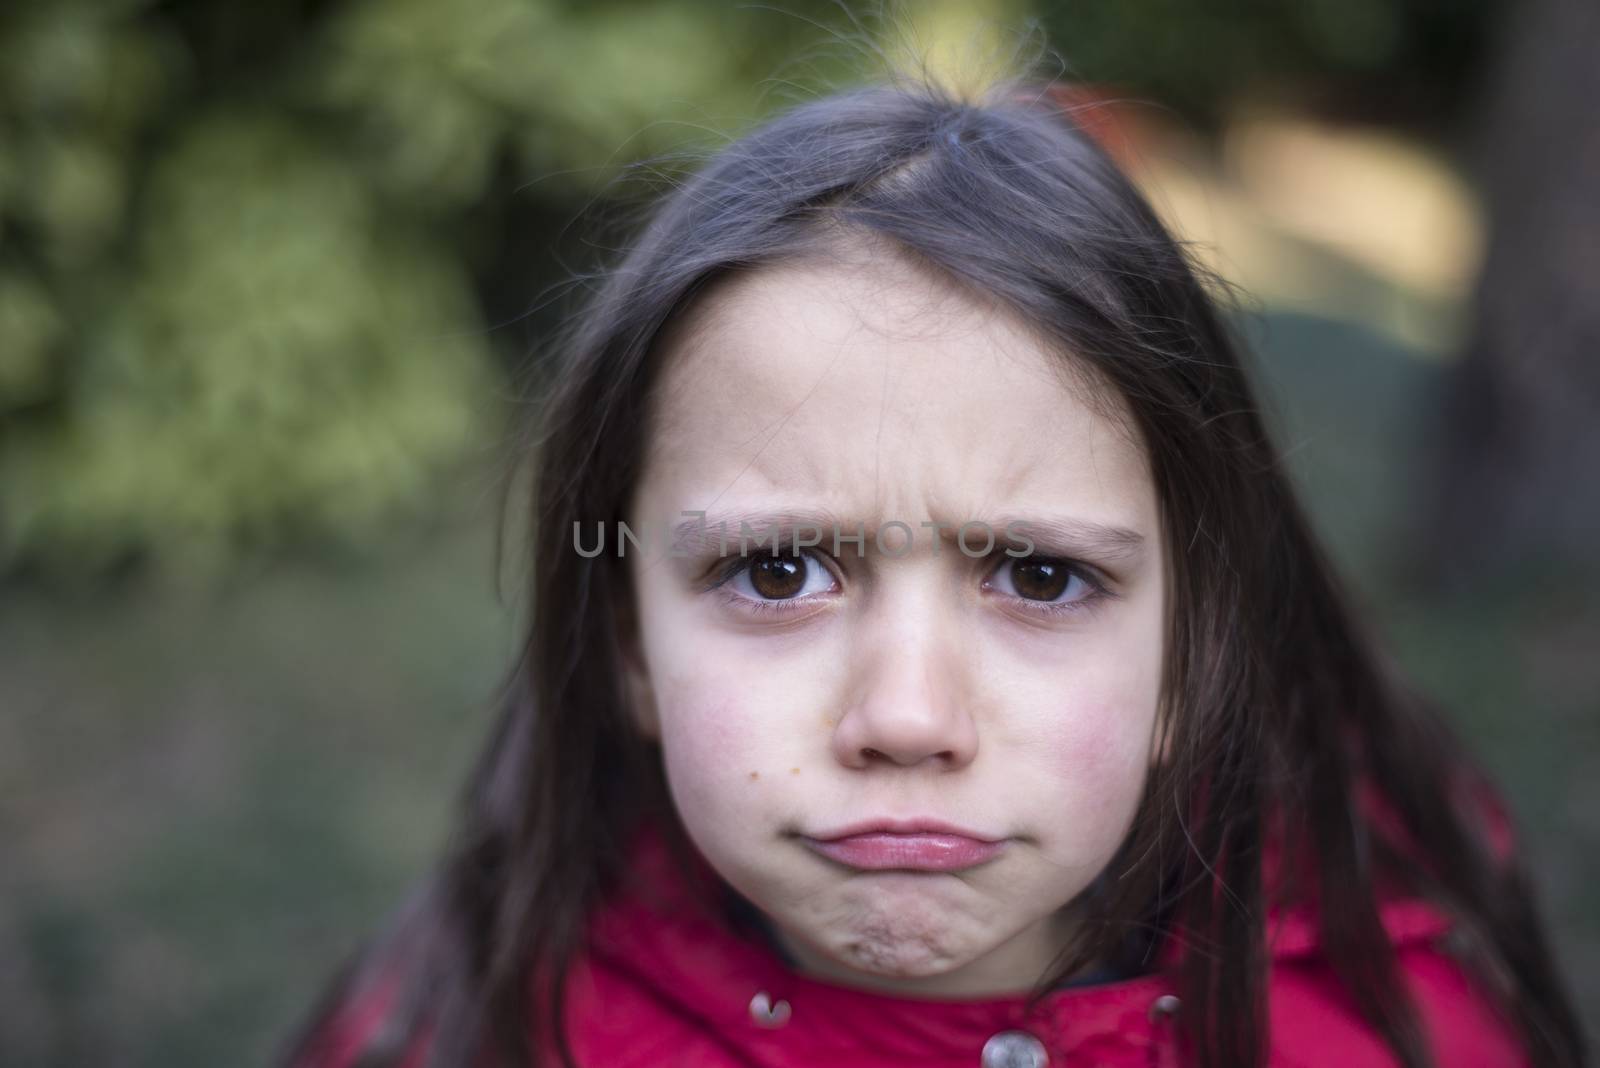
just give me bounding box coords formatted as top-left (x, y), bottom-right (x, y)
top-left (703, 547), bottom-right (1114, 621)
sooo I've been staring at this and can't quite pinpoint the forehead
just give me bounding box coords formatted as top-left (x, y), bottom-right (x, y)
top-left (633, 240), bottom-right (1156, 530)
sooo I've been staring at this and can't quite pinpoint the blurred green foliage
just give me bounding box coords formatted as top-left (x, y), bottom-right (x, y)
top-left (0, 0), bottom-right (496, 579)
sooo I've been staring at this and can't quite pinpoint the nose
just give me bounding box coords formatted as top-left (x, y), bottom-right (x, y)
top-left (829, 593), bottom-right (979, 771)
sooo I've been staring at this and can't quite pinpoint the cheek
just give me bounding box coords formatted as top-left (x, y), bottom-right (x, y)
top-left (634, 586), bottom-right (767, 811)
top-left (657, 688), bottom-right (744, 799)
top-left (1026, 663), bottom-right (1163, 833)
top-left (639, 593), bottom-right (838, 801)
top-left (651, 670), bottom-right (800, 832)
top-left (1042, 702), bottom-right (1153, 805)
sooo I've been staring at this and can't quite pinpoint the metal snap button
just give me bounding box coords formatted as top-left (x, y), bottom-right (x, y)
top-left (1148, 993), bottom-right (1182, 1022)
top-left (981, 1028), bottom-right (1049, 1068)
top-left (748, 990), bottom-right (791, 1028)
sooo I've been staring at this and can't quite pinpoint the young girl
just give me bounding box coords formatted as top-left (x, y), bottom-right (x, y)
top-left (276, 70), bottom-right (1586, 1068)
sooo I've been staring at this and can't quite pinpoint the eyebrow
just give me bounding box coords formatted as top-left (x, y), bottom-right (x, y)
top-left (668, 508), bottom-right (1146, 563)
top-left (985, 514), bottom-right (1147, 563)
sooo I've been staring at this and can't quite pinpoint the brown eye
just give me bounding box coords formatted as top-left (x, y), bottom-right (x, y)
top-left (718, 548), bottom-right (839, 615)
top-left (747, 554), bottom-right (809, 599)
top-left (1010, 559), bottom-right (1071, 601)
top-left (986, 556), bottom-right (1097, 611)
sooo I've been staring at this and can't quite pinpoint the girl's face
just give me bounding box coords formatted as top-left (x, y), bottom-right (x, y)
top-left (620, 238), bottom-right (1168, 998)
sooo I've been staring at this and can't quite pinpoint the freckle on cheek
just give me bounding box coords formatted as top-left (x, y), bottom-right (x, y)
top-left (790, 767), bottom-right (799, 775)
top-left (749, 771), bottom-right (759, 781)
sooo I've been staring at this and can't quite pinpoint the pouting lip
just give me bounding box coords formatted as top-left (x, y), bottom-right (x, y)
top-left (802, 817), bottom-right (1004, 843)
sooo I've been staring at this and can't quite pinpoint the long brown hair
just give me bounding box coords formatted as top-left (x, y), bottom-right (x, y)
top-left (275, 70), bottom-right (1586, 1068)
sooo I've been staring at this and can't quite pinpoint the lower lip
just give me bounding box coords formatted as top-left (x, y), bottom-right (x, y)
top-left (801, 833), bottom-right (1006, 872)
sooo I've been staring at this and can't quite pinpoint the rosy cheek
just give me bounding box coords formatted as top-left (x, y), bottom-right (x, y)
top-left (1041, 700), bottom-right (1155, 813)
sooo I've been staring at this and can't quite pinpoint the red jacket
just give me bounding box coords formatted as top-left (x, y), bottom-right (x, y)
top-left (307, 814), bottom-right (1530, 1068)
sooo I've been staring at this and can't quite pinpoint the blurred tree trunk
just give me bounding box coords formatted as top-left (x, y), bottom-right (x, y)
top-left (1426, 0), bottom-right (1600, 586)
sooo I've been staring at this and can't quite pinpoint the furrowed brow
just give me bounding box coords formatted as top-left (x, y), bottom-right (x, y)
top-left (670, 509), bottom-right (852, 555)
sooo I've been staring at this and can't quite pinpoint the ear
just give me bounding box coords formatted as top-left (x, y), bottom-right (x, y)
top-left (613, 579), bottom-right (661, 743)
